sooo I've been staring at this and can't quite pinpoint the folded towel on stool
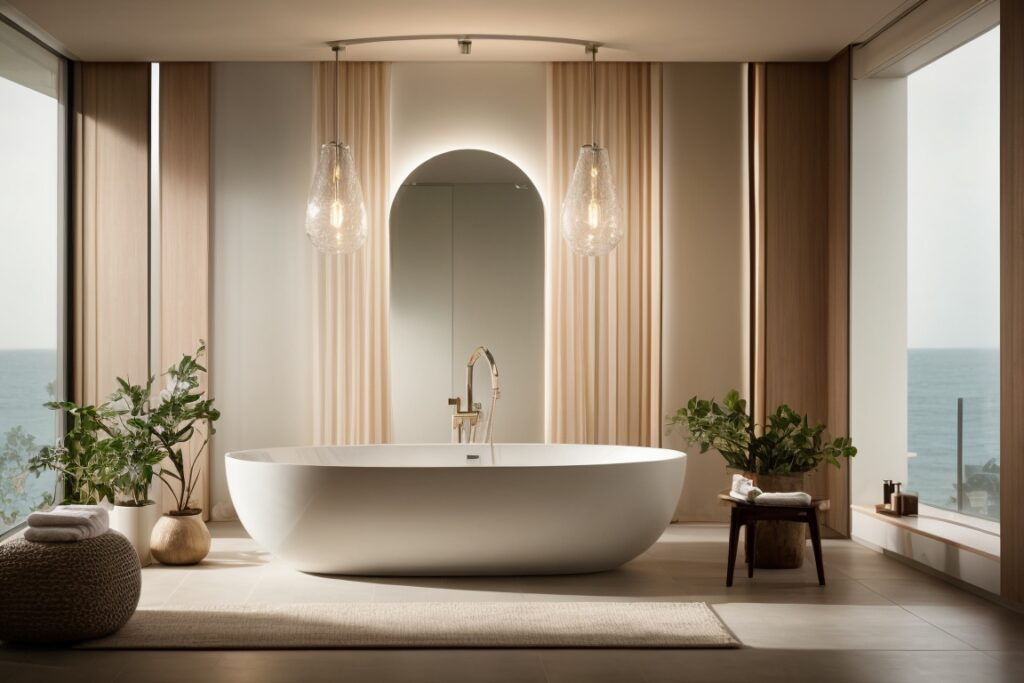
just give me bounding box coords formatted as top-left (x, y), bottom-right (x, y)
top-left (26, 505), bottom-right (109, 540)
top-left (754, 491), bottom-right (813, 506)
top-left (24, 526), bottom-right (95, 542)
top-left (729, 474), bottom-right (763, 503)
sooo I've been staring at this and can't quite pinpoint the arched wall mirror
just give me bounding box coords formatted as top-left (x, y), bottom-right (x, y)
top-left (390, 150), bottom-right (544, 443)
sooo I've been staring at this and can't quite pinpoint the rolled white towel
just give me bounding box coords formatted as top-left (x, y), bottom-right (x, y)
top-left (24, 526), bottom-right (97, 542)
top-left (755, 491), bottom-right (812, 507)
top-left (27, 504), bottom-right (109, 536)
top-left (729, 474), bottom-right (763, 503)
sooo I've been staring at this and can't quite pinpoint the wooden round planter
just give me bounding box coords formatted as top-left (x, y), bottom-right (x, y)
top-left (150, 509), bottom-right (211, 566)
top-left (745, 472), bottom-right (807, 569)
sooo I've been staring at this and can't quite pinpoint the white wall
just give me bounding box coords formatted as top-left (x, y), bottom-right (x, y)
top-left (209, 63), bottom-right (314, 519)
top-left (850, 77), bottom-right (909, 510)
top-left (661, 63), bottom-right (750, 522)
top-left (390, 63), bottom-right (547, 208)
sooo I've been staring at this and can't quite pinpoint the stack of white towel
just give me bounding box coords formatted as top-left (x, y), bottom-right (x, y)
top-left (729, 474), bottom-right (812, 506)
top-left (24, 505), bottom-right (109, 542)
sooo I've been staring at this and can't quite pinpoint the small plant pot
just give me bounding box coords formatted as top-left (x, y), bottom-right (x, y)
top-left (110, 500), bottom-right (160, 567)
top-left (745, 472), bottom-right (807, 569)
top-left (150, 509), bottom-right (211, 566)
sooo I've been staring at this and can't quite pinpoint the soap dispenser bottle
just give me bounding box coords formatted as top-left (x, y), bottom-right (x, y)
top-left (883, 480), bottom-right (895, 507)
top-left (892, 482), bottom-right (904, 516)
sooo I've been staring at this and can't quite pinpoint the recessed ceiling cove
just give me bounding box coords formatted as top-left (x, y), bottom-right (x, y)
top-left (4, 0), bottom-right (917, 62)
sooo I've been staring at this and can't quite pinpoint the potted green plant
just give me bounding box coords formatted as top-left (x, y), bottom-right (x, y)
top-left (30, 402), bottom-right (121, 506)
top-left (31, 383), bottom-right (164, 565)
top-left (29, 342), bottom-right (217, 566)
top-left (667, 389), bottom-right (855, 568)
top-left (148, 343), bottom-right (220, 566)
top-left (105, 377), bottom-right (165, 566)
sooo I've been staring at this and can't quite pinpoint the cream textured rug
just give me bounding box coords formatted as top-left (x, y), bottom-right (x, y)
top-left (77, 602), bottom-right (739, 649)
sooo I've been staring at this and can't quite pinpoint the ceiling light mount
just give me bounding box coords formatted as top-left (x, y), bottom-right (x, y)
top-left (325, 34), bottom-right (604, 54)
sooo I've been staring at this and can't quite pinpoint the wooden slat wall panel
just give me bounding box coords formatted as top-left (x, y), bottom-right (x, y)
top-left (160, 63), bottom-right (211, 515)
top-left (749, 64), bottom-right (767, 431)
top-left (826, 48), bottom-right (852, 536)
top-left (1001, 0), bottom-right (1024, 604)
top-left (763, 63), bottom-right (831, 505)
top-left (73, 63), bottom-right (150, 405)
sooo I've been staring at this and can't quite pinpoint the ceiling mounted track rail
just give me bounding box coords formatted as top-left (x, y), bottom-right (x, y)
top-left (326, 34), bottom-right (603, 52)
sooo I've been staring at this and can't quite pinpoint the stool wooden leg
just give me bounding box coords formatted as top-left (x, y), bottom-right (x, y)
top-left (746, 519), bottom-right (756, 578)
top-left (726, 509), bottom-right (740, 587)
top-left (808, 509), bottom-right (826, 586)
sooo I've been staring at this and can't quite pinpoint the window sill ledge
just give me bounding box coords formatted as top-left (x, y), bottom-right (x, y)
top-left (851, 504), bottom-right (999, 561)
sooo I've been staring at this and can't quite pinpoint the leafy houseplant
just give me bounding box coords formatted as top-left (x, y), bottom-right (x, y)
top-left (667, 389), bottom-right (856, 570)
top-left (666, 390), bottom-right (856, 476)
top-left (28, 342), bottom-right (218, 565)
top-left (148, 345), bottom-right (220, 515)
top-left (30, 402), bottom-right (123, 505)
top-left (30, 384), bottom-right (165, 565)
top-left (148, 344), bottom-right (220, 566)
top-left (106, 376), bottom-right (166, 507)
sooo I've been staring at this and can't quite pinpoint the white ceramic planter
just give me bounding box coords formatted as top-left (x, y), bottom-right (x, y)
top-left (110, 501), bottom-right (160, 567)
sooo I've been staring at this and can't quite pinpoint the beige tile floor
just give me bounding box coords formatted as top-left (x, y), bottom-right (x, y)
top-left (2, 521), bottom-right (1023, 682)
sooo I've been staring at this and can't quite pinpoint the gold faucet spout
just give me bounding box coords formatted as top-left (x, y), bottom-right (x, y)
top-left (449, 346), bottom-right (500, 444)
top-left (465, 346), bottom-right (499, 410)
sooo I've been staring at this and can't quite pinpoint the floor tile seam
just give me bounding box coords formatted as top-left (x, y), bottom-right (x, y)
top-left (153, 567), bottom-right (194, 607)
top-left (885, 599), bottom-right (985, 651)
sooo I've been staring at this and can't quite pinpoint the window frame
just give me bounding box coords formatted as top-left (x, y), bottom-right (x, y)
top-left (0, 14), bottom-right (73, 542)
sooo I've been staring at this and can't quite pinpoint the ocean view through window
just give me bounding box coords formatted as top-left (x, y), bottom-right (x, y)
top-left (907, 28), bottom-right (1000, 521)
top-left (0, 20), bottom-right (66, 536)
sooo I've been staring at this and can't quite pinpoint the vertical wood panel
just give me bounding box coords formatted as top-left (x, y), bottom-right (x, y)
top-left (160, 63), bottom-right (211, 515)
top-left (763, 63), bottom-right (830, 502)
top-left (73, 63), bottom-right (150, 406)
top-left (826, 48), bottom-right (852, 536)
top-left (1001, 0), bottom-right (1024, 604)
top-left (750, 64), bottom-right (767, 431)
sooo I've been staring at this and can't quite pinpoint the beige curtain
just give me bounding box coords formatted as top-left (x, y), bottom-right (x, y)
top-left (546, 62), bottom-right (662, 446)
top-left (312, 62), bottom-right (392, 444)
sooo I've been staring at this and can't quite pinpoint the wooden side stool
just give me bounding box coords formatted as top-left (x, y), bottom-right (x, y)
top-left (718, 492), bottom-right (829, 587)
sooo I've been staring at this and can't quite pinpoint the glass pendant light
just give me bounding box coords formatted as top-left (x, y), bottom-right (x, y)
top-left (560, 44), bottom-right (622, 257)
top-left (306, 46), bottom-right (368, 254)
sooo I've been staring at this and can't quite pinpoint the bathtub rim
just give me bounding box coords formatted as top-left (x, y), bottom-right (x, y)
top-left (225, 443), bottom-right (686, 469)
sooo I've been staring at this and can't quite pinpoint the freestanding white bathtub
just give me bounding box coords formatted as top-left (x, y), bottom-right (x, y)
top-left (225, 444), bottom-right (685, 575)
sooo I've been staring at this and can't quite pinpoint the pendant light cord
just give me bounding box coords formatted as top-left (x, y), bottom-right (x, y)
top-left (332, 46), bottom-right (340, 144)
top-left (590, 44), bottom-right (597, 147)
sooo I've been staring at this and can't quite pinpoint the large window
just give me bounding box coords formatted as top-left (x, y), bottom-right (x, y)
top-left (0, 19), bottom-right (67, 536)
top-left (906, 28), bottom-right (1000, 520)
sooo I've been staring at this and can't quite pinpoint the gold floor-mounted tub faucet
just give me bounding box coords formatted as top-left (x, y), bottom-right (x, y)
top-left (449, 346), bottom-right (500, 444)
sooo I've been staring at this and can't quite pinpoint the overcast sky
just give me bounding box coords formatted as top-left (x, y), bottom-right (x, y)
top-left (0, 76), bottom-right (58, 350)
top-left (907, 27), bottom-right (1000, 349)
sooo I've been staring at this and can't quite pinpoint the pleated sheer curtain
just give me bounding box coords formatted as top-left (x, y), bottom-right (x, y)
top-left (546, 62), bottom-right (662, 447)
top-left (312, 62), bottom-right (392, 444)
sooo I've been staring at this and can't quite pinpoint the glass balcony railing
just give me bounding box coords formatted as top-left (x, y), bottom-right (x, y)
top-left (908, 393), bottom-right (1000, 522)
top-left (955, 398), bottom-right (1000, 520)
